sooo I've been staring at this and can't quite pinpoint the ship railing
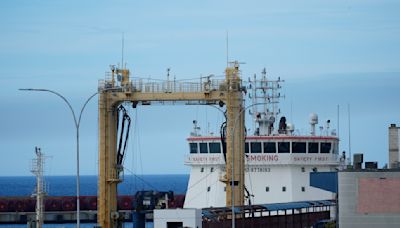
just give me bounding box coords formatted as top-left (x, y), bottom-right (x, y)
top-left (129, 78), bottom-right (225, 94)
top-left (98, 74), bottom-right (227, 94)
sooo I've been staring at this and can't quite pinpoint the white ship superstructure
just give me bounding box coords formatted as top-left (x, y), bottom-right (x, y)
top-left (184, 69), bottom-right (340, 209)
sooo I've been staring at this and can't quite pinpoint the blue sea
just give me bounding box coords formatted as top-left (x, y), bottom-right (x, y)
top-left (0, 175), bottom-right (189, 227)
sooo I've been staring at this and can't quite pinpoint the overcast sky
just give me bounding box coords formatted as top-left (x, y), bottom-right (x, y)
top-left (1, 0), bottom-right (399, 176)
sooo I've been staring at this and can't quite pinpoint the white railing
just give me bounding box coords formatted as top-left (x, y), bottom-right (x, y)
top-left (99, 75), bottom-right (226, 94)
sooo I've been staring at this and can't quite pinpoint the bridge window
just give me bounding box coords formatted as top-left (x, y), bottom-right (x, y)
top-left (263, 142), bottom-right (276, 153)
top-left (200, 143), bottom-right (208, 153)
top-left (245, 143), bottom-right (249, 153)
top-left (301, 186), bottom-right (305, 192)
top-left (251, 142), bottom-right (262, 153)
top-left (278, 142), bottom-right (290, 153)
top-left (265, 186), bottom-right (270, 192)
top-left (308, 142), bottom-right (319, 153)
top-left (282, 186), bottom-right (286, 192)
top-left (189, 143), bottom-right (198, 154)
top-left (321, 142), bottom-right (332, 153)
top-left (292, 142), bottom-right (306, 153)
top-left (209, 142), bottom-right (221, 153)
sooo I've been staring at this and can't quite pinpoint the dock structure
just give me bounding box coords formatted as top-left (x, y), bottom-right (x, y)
top-left (0, 194), bottom-right (185, 225)
top-left (0, 198), bottom-right (332, 227)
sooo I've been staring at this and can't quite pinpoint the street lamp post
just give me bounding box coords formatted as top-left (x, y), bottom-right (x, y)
top-left (20, 88), bottom-right (97, 228)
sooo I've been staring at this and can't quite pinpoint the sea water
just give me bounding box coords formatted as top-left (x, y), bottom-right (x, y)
top-left (0, 175), bottom-right (189, 227)
top-left (0, 175), bottom-right (188, 196)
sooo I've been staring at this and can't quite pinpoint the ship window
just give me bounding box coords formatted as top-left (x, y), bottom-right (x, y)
top-left (245, 143), bottom-right (249, 153)
top-left (321, 142), bottom-right (332, 153)
top-left (251, 142), bottom-right (262, 153)
top-left (189, 143), bottom-right (198, 154)
top-left (308, 142), bottom-right (319, 153)
top-left (200, 143), bottom-right (208, 153)
top-left (209, 143), bottom-right (221, 153)
top-left (301, 186), bottom-right (305, 192)
top-left (292, 142), bottom-right (306, 153)
top-left (264, 142), bottom-right (276, 153)
top-left (278, 142), bottom-right (290, 153)
top-left (207, 186), bottom-right (211, 192)
top-left (282, 186), bottom-right (286, 192)
top-left (200, 167), bottom-right (204, 172)
top-left (301, 167), bottom-right (305, 172)
top-left (210, 167), bottom-right (214, 172)
top-left (265, 187), bottom-right (270, 192)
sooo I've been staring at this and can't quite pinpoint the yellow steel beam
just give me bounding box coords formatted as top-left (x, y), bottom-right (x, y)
top-left (108, 91), bottom-right (226, 103)
top-left (224, 63), bottom-right (245, 207)
top-left (97, 64), bottom-right (244, 227)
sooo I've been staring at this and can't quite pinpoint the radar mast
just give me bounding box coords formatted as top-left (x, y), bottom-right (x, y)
top-left (249, 68), bottom-right (284, 136)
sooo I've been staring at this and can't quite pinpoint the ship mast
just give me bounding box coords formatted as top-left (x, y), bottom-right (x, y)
top-left (249, 68), bottom-right (284, 136)
top-left (31, 147), bottom-right (46, 228)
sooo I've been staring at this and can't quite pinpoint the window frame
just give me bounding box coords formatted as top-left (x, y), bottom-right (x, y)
top-left (199, 142), bottom-right (208, 153)
top-left (263, 142), bottom-right (277, 153)
top-left (321, 142), bottom-right (332, 154)
top-left (250, 142), bottom-right (262, 153)
top-left (209, 142), bottom-right (221, 153)
top-left (189, 142), bottom-right (198, 154)
top-left (292, 142), bottom-right (306, 153)
top-left (278, 142), bottom-right (290, 153)
top-left (308, 142), bottom-right (319, 154)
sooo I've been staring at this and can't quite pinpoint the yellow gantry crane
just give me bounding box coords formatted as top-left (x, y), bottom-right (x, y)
top-left (97, 62), bottom-right (245, 227)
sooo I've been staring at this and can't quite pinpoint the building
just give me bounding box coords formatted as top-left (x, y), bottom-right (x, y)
top-left (389, 124), bottom-right (400, 169)
top-left (338, 170), bottom-right (400, 228)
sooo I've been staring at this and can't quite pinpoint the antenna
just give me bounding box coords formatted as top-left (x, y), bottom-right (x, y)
top-left (337, 104), bottom-right (340, 138)
top-left (226, 30), bottom-right (229, 67)
top-left (348, 103), bottom-right (351, 164)
top-left (32, 147), bottom-right (46, 228)
top-left (290, 100), bottom-right (293, 123)
top-left (121, 33), bottom-right (125, 68)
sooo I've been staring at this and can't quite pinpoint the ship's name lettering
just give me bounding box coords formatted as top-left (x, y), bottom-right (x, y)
top-left (247, 155), bottom-right (279, 162)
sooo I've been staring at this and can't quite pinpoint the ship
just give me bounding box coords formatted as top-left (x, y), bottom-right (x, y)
top-left (183, 69), bottom-right (340, 209)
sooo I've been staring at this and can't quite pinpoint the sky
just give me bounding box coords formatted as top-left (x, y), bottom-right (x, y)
top-left (0, 0), bottom-right (399, 176)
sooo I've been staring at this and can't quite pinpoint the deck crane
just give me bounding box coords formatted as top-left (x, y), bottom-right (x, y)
top-left (97, 62), bottom-right (245, 227)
